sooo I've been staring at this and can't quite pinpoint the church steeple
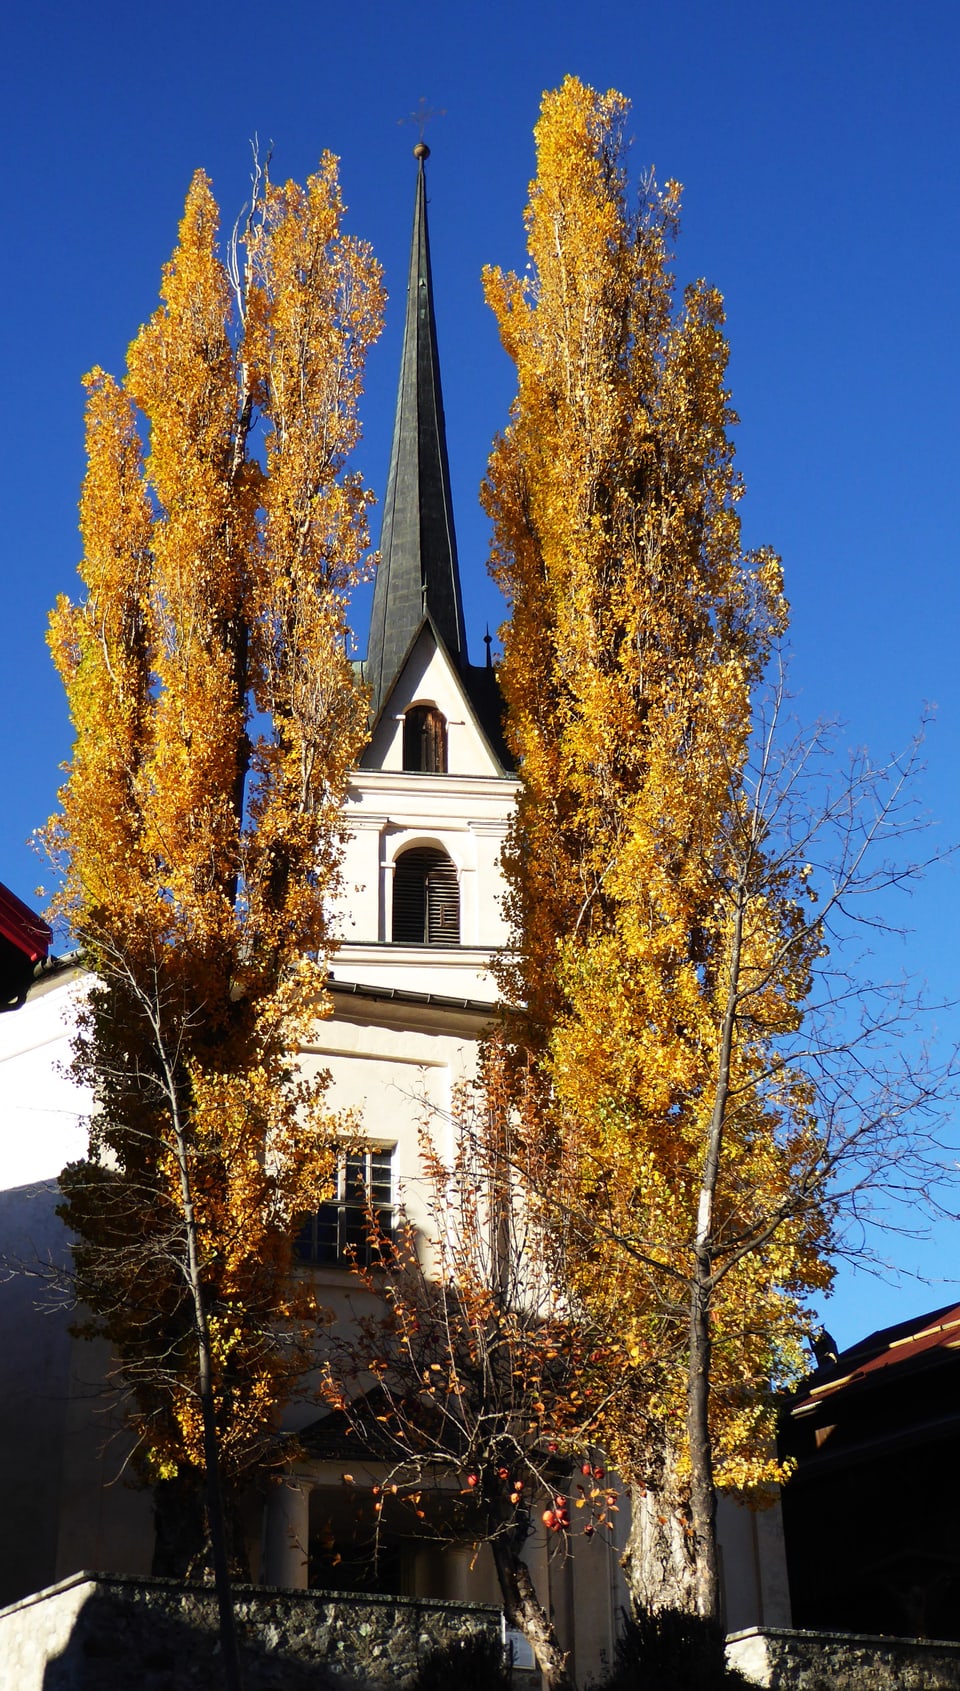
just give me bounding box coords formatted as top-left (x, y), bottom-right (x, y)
top-left (364, 144), bottom-right (467, 718)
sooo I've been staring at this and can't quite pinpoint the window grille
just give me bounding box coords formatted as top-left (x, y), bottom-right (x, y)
top-left (392, 847), bottom-right (460, 945)
top-left (295, 1147), bottom-right (394, 1268)
top-left (402, 705), bottom-right (448, 773)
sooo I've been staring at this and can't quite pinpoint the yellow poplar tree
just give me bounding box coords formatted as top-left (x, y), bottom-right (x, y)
top-left (47, 158), bottom-right (383, 1637)
top-left (483, 77), bottom-right (832, 1623)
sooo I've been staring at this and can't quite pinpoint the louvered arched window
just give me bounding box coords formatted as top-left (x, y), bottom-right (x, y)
top-left (403, 705), bottom-right (448, 773)
top-left (392, 847), bottom-right (460, 945)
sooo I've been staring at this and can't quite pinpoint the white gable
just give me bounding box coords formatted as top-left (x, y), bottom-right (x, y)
top-left (363, 625), bottom-right (503, 779)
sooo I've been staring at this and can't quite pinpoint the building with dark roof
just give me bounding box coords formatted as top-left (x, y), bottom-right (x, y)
top-left (780, 1302), bottom-right (960, 1639)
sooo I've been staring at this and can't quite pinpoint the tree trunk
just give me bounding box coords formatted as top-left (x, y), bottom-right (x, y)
top-left (194, 1314), bottom-right (244, 1691)
top-left (687, 1270), bottom-right (721, 1620)
top-left (490, 1532), bottom-right (576, 1691)
top-left (182, 1197), bottom-right (243, 1691)
top-left (168, 1078), bottom-right (243, 1691)
top-left (684, 885), bottom-right (746, 1623)
top-left (622, 1442), bottom-right (698, 1617)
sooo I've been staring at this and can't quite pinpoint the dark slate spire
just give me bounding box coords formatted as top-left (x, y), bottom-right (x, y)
top-left (365, 143), bottom-right (467, 717)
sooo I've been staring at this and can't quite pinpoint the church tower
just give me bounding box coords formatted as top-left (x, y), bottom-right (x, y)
top-left (330, 146), bottom-right (516, 1005)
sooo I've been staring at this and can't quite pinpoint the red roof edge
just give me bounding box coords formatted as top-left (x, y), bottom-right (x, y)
top-left (792, 1299), bottom-right (960, 1416)
top-left (0, 882), bottom-right (52, 964)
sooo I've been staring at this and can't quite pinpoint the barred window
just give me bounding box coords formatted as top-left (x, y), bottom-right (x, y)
top-left (392, 847), bottom-right (460, 945)
top-left (295, 1148), bottom-right (394, 1267)
top-left (403, 705), bottom-right (447, 773)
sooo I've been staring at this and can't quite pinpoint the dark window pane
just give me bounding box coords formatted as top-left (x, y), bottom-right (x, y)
top-left (314, 1204), bottom-right (340, 1263)
top-left (295, 1150), bottom-right (394, 1267)
top-left (344, 1210), bottom-right (368, 1257)
top-left (294, 1216), bottom-right (316, 1261)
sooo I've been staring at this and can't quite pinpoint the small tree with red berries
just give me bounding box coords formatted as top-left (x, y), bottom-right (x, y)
top-left (321, 1040), bottom-right (628, 1691)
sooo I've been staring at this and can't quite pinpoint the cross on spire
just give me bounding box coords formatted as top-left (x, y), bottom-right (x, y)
top-left (400, 97), bottom-right (446, 146)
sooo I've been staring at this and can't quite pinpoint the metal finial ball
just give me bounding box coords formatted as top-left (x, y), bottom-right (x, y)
top-left (413, 141), bottom-right (430, 160)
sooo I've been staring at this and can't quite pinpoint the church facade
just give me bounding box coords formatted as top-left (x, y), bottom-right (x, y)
top-left (0, 149), bottom-right (788, 1680)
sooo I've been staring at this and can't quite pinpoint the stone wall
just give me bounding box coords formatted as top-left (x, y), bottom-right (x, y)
top-left (727, 1625), bottom-right (960, 1690)
top-left (0, 1573), bottom-right (504, 1691)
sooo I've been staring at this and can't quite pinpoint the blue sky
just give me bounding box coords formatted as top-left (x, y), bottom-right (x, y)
top-left (3, 0), bottom-right (959, 1345)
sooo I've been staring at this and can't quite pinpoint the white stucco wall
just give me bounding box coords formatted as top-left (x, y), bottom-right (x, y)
top-left (0, 971), bottom-right (89, 1191)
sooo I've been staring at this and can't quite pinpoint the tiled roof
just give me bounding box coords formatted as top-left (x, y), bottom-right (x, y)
top-left (792, 1301), bottom-right (960, 1418)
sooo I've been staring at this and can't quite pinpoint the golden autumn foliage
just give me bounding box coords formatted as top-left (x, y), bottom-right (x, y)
top-left (484, 77), bottom-right (833, 1616)
top-left (47, 158), bottom-right (384, 1517)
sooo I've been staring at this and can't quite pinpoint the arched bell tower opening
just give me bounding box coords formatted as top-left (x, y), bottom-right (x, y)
top-left (402, 705), bottom-right (448, 773)
top-left (391, 846), bottom-right (460, 945)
